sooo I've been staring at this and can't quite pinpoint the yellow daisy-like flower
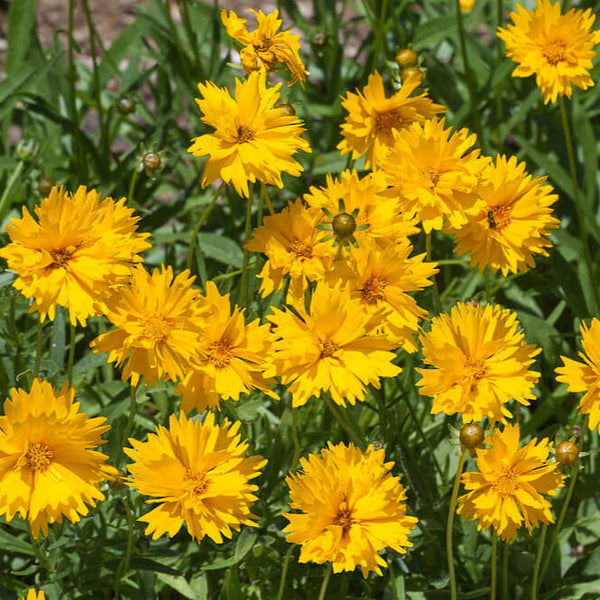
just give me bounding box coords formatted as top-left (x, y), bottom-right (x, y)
top-left (245, 198), bottom-right (335, 301)
top-left (20, 590), bottom-right (45, 600)
top-left (497, 0), bottom-right (600, 104)
top-left (458, 424), bottom-right (565, 542)
top-left (267, 282), bottom-right (401, 407)
top-left (556, 318), bottom-right (600, 432)
top-left (283, 442), bottom-right (418, 577)
top-left (175, 281), bottom-right (278, 413)
top-left (328, 240), bottom-right (438, 353)
top-left (381, 118), bottom-right (489, 233)
top-left (90, 265), bottom-right (205, 387)
top-left (188, 70), bottom-right (311, 198)
top-left (221, 9), bottom-right (307, 85)
top-left (125, 411), bottom-right (266, 543)
top-left (450, 155), bottom-right (559, 276)
top-left (304, 169), bottom-right (418, 254)
top-left (0, 378), bottom-right (110, 538)
top-left (417, 302), bottom-right (540, 425)
top-left (0, 185), bottom-right (150, 326)
top-left (337, 70), bottom-right (445, 169)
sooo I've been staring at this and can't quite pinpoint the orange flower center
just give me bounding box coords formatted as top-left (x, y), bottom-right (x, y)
top-left (333, 501), bottom-right (354, 536)
top-left (289, 238), bottom-right (313, 260)
top-left (320, 338), bottom-right (340, 358)
top-left (360, 276), bottom-right (388, 305)
top-left (143, 314), bottom-right (172, 343)
top-left (423, 166), bottom-right (440, 187)
top-left (205, 339), bottom-right (234, 368)
top-left (254, 36), bottom-right (273, 53)
top-left (465, 357), bottom-right (487, 389)
top-left (487, 205), bottom-right (512, 231)
top-left (542, 39), bottom-right (566, 65)
top-left (493, 465), bottom-right (518, 496)
top-left (18, 442), bottom-right (54, 472)
top-left (235, 125), bottom-right (255, 144)
top-left (374, 108), bottom-right (404, 134)
top-left (184, 469), bottom-right (209, 496)
top-left (49, 247), bottom-right (75, 269)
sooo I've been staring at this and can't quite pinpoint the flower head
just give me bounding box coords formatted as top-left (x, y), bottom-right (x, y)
top-left (90, 265), bottom-right (205, 387)
top-left (381, 118), bottom-right (489, 233)
top-left (221, 9), bottom-right (307, 85)
top-left (0, 186), bottom-right (150, 326)
top-left (267, 282), bottom-right (401, 407)
top-left (20, 591), bottom-right (45, 600)
top-left (175, 281), bottom-right (278, 413)
top-left (417, 302), bottom-right (540, 425)
top-left (497, 0), bottom-right (600, 104)
top-left (0, 379), bottom-right (110, 538)
top-left (125, 412), bottom-right (266, 543)
top-left (188, 71), bottom-right (310, 198)
top-left (556, 318), bottom-right (600, 432)
top-left (283, 442), bottom-right (418, 577)
top-left (450, 155), bottom-right (559, 276)
top-left (458, 424), bottom-right (565, 541)
top-left (337, 71), bottom-right (445, 169)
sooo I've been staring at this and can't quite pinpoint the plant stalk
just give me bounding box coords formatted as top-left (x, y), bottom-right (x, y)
top-left (447, 449), bottom-right (467, 600)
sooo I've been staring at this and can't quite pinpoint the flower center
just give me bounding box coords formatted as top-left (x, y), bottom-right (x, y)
top-left (487, 205), bottom-right (512, 231)
top-left (143, 314), bottom-right (172, 343)
top-left (235, 125), bottom-right (255, 144)
top-left (374, 108), bottom-right (404, 134)
top-left (465, 358), bottom-right (487, 390)
top-left (184, 469), bottom-right (209, 496)
top-left (423, 166), bottom-right (440, 187)
top-left (320, 338), bottom-right (340, 358)
top-left (289, 238), bottom-right (313, 260)
top-left (333, 501), bottom-right (354, 536)
top-left (360, 276), bottom-right (388, 305)
top-left (493, 464), bottom-right (518, 496)
top-left (49, 247), bottom-right (75, 269)
top-left (205, 339), bottom-right (234, 368)
top-left (255, 36), bottom-right (273, 53)
top-left (18, 442), bottom-right (54, 472)
top-left (542, 39), bottom-right (566, 65)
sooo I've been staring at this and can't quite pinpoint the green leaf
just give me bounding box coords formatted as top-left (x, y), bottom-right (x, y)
top-left (156, 574), bottom-right (197, 599)
top-left (412, 16), bottom-right (457, 50)
top-left (50, 309), bottom-right (66, 367)
top-left (234, 529), bottom-right (257, 562)
top-left (196, 233), bottom-right (243, 268)
top-left (6, 0), bottom-right (37, 74)
top-left (572, 95), bottom-right (598, 211)
top-left (0, 528), bottom-right (34, 556)
top-left (219, 566), bottom-right (243, 600)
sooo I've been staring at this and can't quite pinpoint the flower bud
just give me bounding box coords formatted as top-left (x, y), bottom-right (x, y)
top-left (332, 212), bottom-right (356, 240)
top-left (401, 66), bottom-right (423, 86)
top-left (555, 441), bottom-right (579, 466)
top-left (459, 423), bottom-right (485, 450)
top-left (395, 48), bottom-right (418, 68)
top-left (38, 177), bottom-right (54, 197)
top-left (278, 102), bottom-right (296, 116)
top-left (142, 151), bottom-right (162, 173)
top-left (311, 32), bottom-right (327, 48)
top-left (16, 139), bottom-right (37, 162)
top-left (117, 97), bottom-right (136, 115)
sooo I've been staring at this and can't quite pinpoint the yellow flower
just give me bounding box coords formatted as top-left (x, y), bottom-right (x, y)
top-left (90, 265), bottom-right (205, 387)
top-left (245, 198), bottom-right (335, 301)
top-left (417, 302), bottom-right (540, 425)
top-left (458, 424), bottom-right (565, 542)
top-left (381, 118), bottom-right (489, 233)
top-left (175, 281), bottom-right (278, 413)
top-left (556, 318), bottom-right (600, 432)
top-left (20, 591), bottom-right (45, 600)
top-left (188, 70), bottom-right (311, 198)
top-left (450, 155), bottom-right (559, 276)
top-left (337, 71), bottom-right (445, 169)
top-left (221, 9), bottom-right (307, 85)
top-left (460, 0), bottom-right (474, 12)
top-left (267, 282), bottom-right (401, 407)
top-left (125, 412), bottom-right (266, 543)
top-left (0, 379), bottom-right (110, 538)
top-left (497, 0), bottom-right (600, 104)
top-left (0, 185), bottom-right (150, 326)
top-left (328, 240), bottom-right (438, 353)
top-left (283, 442), bottom-right (418, 577)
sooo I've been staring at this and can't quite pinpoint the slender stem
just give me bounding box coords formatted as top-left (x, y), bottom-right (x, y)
top-left (447, 449), bottom-right (467, 600)
top-left (115, 495), bottom-right (135, 599)
top-left (323, 395), bottom-right (365, 449)
top-left (123, 385), bottom-right (138, 449)
top-left (425, 232), bottom-right (442, 313)
top-left (128, 168), bottom-right (139, 206)
top-left (186, 182), bottom-right (225, 270)
top-left (317, 563), bottom-right (332, 600)
top-left (389, 559), bottom-right (399, 600)
top-left (491, 533), bottom-right (498, 600)
top-left (176, 0), bottom-right (206, 80)
top-left (484, 268), bottom-right (492, 304)
top-left (67, 322), bottom-right (76, 384)
top-left (531, 523), bottom-right (547, 600)
top-left (559, 97), bottom-right (598, 312)
top-left (276, 545), bottom-right (294, 600)
top-left (502, 540), bottom-right (509, 600)
top-left (262, 182), bottom-right (274, 216)
top-left (33, 319), bottom-right (43, 379)
top-left (538, 466), bottom-right (579, 590)
top-left (291, 408), bottom-right (301, 471)
top-left (495, 0), bottom-right (503, 148)
top-left (238, 191), bottom-right (254, 306)
top-left (0, 160), bottom-right (24, 223)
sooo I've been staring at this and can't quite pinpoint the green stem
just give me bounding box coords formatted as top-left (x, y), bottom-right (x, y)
top-left (531, 523), bottom-right (547, 600)
top-left (323, 395), bottom-right (365, 449)
top-left (538, 466), bottom-right (579, 590)
top-left (276, 545), bottom-right (294, 600)
top-left (491, 533), bottom-right (498, 600)
top-left (495, 0), bottom-right (504, 148)
top-left (262, 182), bottom-right (274, 216)
top-left (33, 318), bottom-right (43, 379)
top-left (291, 407), bottom-right (301, 471)
top-left (176, 0), bottom-right (206, 81)
top-left (186, 182), bottom-right (225, 271)
top-left (128, 168), bottom-right (139, 206)
top-left (67, 322), bottom-right (76, 384)
top-left (447, 449), bottom-right (467, 600)
top-left (317, 563), bottom-right (332, 600)
top-left (502, 541), bottom-right (509, 600)
top-left (484, 268), bottom-right (492, 304)
top-left (559, 97), bottom-right (598, 312)
top-left (123, 385), bottom-right (138, 450)
top-left (425, 232), bottom-right (442, 313)
top-left (0, 160), bottom-right (24, 223)
top-left (115, 495), bottom-right (135, 599)
top-left (238, 191), bottom-right (254, 306)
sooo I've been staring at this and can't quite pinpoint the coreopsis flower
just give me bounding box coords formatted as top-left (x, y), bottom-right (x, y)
top-left (450, 155), bottom-right (559, 276)
top-left (188, 70), bottom-right (310, 198)
top-left (460, 0), bottom-right (474, 12)
top-left (0, 379), bottom-right (110, 538)
top-left (0, 186), bottom-right (150, 326)
top-left (175, 281), bottom-right (278, 413)
top-left (90, 265), bottom-right (205, 387)
top-left (245, 199), bottom-right (335, 301)
top-left (266, 282), bottom-right (401, 407)
top-left (304, 170), bottom-right (418, 255)
top-left (417, 302), bottom-right (540, 425)
top-left (337, 71), bottom-right (445, 169)
top-left (458, 424), bottom-right (565, 541)
top-left (283, 442), bottom-right (417, 577)
top-left (125, 412), bottom-right (266, 543)
top-left (328, 240), bottom-right (438, 353)
top-left (556, 318), bottom-right (600, 432)
top-left (221, 9), bottom-right (307, 85)
top-left (20, 591), bottom-right (45, 600)
top-left (497, 0), bottom-right (600, 104)
top-left (380, 118), bottom-right (489, 233)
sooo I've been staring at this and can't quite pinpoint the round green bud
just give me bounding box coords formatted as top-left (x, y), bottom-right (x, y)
top-left (555, 441), bottom-right (579, 466)
top-left (331, 212), bottom-right (356, 239)
top-left (459, 423), bottom-right (485, 450)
